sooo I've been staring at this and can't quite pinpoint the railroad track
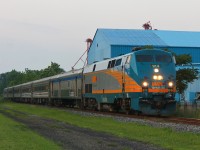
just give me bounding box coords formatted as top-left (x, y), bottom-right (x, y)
top-left (74, 108), bottom-right (200, 126)
top-left (68, 107), bottom-right (168, 122)
top-left (17, 103), bottom-right (200, 126)
top-left (167, 117), bottom-right (200, 126)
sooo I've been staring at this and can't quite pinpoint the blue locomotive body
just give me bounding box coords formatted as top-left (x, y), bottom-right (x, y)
top-left (133, 49), bottom-right (176, 115)
top-left (83, 49), bottom-right (176, 116)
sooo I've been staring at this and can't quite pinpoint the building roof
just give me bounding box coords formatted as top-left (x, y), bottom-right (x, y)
top-left (96, 29), bottom-right (200, 48)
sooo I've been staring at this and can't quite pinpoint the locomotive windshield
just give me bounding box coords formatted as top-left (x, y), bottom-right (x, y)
top-left (155, 54), bottom-right (172, 63)
top-left (136, 54), bottom-right (172, 63)
top-left (136, 55), bottom-right (153, 62)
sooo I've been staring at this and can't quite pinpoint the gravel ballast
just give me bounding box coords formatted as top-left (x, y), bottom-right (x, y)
top-left (69, 109), bottom-right (200, 134)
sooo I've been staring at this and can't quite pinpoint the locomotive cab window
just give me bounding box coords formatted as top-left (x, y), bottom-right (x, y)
top-left (115, 59), bottom-right (122, 66)
top-left (107, 60), bottom-right (116, 68)
top-left (136, 55), bottom-right (153, 62)
top-left (111, 59), bottom-right (116, 67)
top-left (107, 61), bottom-right (112, 68)
top-left (155, 54), bottom-right (172, 63)
top-left (93, 64), bottom-right (96, 72)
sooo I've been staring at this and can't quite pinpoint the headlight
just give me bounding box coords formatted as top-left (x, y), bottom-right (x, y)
top-left (154, 68), bottom-right (159, 73)
top-left (157, 75), bottom-right (163, 80)
top-left (168, 81), bottom-right (173, 87)
top-left (153, 75), bottom-right (163, 80)
top-left (153, 75), bottom-right (158, 80)
top-left (142, 81), bottom-right (148, 87)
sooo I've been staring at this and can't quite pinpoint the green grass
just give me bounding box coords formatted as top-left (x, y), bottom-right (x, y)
top-left (0, 111), bottom-right (60, 150)
top-left (175, 105), bottom-right (200, 118)
top-left (1, 102), bottom-right (200, 150)
top-left (0, 96), bottom-right (3, 102)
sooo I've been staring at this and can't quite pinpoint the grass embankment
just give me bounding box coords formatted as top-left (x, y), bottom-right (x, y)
top-left (0, 95), bottom-right (3, 102)
top-left (1, 102), bottom-right (200, 150)
top-left (0, 114), bottom-right (60, 150)
top-left (0, 101), bottom-right (60, 150)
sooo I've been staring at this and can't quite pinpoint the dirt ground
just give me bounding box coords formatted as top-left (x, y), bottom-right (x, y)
top-left (0, 109), bottom-right (164, 150)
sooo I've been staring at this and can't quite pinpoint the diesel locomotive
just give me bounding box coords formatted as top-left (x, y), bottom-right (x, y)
top-left (4, 49), bottom-right (176, 116)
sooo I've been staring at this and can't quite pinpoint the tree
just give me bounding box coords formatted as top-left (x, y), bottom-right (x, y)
top-left (5, 70), bottom-right (24, 86)
top-left (0, 70), bottom-right (24, 96)
top-left (175, 54), bottom-right (199, 94)
top-left (0, 73), bottom-right (7, 95)
top-left (39, 62), bottom-right (65, 78)
top-left (163, 48), bottom-right (199, 95)
top-left (175, 54), bottom-right (192, 66)
top-left (22, 68), bottom-right (41, 83)
top-left (0, 62), bottom-right (65, 96)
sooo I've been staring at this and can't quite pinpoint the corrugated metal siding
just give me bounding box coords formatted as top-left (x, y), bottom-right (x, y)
top-left (88, 46), bottom-right (96, 64)
top-left (111, 45), bottom-right (165, 58)
top-left (169, 47), bottom-right (200, 63)
top-left (88, 30), bottom-right (111, 64)
top-left (92, 45), bottom-right (200, 64)
top-left (185, 73), bottom-right (200, 101)
top-left (111, 45), bottom-right (132, 58)
top-left (88, 29), bottom-right (200, 64)
top-left (154, 30), bottom-right (200, 47)
top-left (187, 79), bottom-right (200, 92)
top-left (97, 29), bottom-right (200, 47)
top-left (100, 29), bottom-right (168, 46)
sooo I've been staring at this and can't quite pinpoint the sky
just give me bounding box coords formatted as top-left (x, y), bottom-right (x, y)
top-left (0, 0), bottom-right (200, 74)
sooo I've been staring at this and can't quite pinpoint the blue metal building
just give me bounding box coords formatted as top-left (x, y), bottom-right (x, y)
top-left (88, 28), bottom-right (200, 102)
